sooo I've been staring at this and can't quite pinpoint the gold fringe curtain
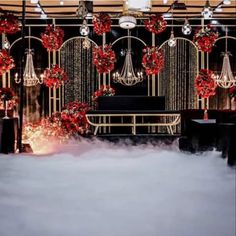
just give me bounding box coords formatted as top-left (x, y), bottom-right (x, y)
top-left (159, 38), bottom-right (198, 111)
top-left (60, 38), bottom-right (97, 106)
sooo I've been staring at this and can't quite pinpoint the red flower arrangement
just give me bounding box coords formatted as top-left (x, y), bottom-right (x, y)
top-left (142, 46), bottom-right (164, 75)
top-left (229, 86), bottom-right (236, 101)
top-left (92, 13), bottom-right (111, 35)
top-left (144, 16), bottom-right (167, 35)
top-left (193, 25), bottom-right (218, 53)
top-left (41, 25), bottom-right (64, 51)
top-left (0, 49), bottom-right (15, 75)
top-left (0, 87), bottom-right (15, 101)
top-left (195, 69), bottom-right (217, 98)
top-left (0, 13), bottom-right (20, 34)
top-left (92, 85), bottom-right (115, 101)
top-left (43, 64), bottom-right (68, 88)
top-left (60, 101), bottom-right (90, 136)
top-left (93, 44), bottom-right (116, 74)
top-left (0, 87), bottom-right (18, 110)
top-left (23, 114), bottom-right (69, 148)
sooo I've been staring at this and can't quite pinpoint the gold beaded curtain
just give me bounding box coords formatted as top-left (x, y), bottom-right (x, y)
top-left (159, 38), bottom-right (198, 110)
top-left (60, 38), bottom-right (97, 106)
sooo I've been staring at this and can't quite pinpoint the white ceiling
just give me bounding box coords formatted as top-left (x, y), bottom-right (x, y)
top-left (0, 0), bottom-right (235, 19)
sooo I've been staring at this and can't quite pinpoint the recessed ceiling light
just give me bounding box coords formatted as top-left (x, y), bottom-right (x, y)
top-left (223, 0), bottom-right (231, 5)
top-left (34, 7), bottom-right (41, 12)
top-left (41, 14), bottom-right (47, 19)
top-left (30, 0), bottom-right (39, 3)
top-left (215, 6), bottom-right (223, 12)
top-left (163, 12), bottom-right (172, 18)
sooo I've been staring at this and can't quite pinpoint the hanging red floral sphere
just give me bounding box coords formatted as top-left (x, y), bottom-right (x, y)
top-left (195, 69), bottom-right (217, 98)
top-left (142, 46), bottom-right (164, 75)
top-left (0, 13), bottom-right (20, 34)
top-left (41, 25), bottom-right (64, 51)
top-left (0, 49), bottom-right (15, 75)
top-left (144, 16), bottom-right (167, 35)
top-left (92, 85), bottom-right (115, 101)
top-left (93, 44), bottom-right (116, 74)
top-left (193, 25), bottom-right (218, 53)
top-left (61, 101), bottom-right (90, 135)
top-left (92, 13), bottom-right (111, 35)
top-left (43, 64), bottom-right (68, 88)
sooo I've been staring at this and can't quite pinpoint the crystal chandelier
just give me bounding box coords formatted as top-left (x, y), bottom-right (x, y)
top-left (215, 29), bottom-right (236, 88)
top-left (113, 33), bottom-right (143, 86)
top-left (15, 49), bottom-right (43, 86)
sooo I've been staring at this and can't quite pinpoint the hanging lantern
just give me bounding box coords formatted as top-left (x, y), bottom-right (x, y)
top-left (182, 18), bottom-right (192, 35)
top-left (168, 31), bottom-right (177, 47)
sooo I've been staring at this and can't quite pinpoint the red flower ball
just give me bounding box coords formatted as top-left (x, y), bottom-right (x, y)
top-left (92, 13), bottom-right (111, 35)
top-left (0, 13), bottom-right (20, 34)
top-left (93, 44), bottom-right (116, 74)
top-left (144, 16), bottom-right (167, 35)
top-left (0, 49), bottom-right (15, 75)
top-left (61, 101), bottom-right (90, 135)
top-left (43, 64), bottom-right (68, 88)
top-left (193, 25), bottom-right (218, 53)
top-left (142, 46), bottom-right (164, 75)
top-left (195, 69), bottom-right (217, 98)
top-left (41, 25), bottom-right (64, 51)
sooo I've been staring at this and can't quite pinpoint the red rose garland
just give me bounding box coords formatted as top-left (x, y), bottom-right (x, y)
top-left (193, 25), bottom-right (218, 53)
top-left (142, 46), bottom-right (164, 75)
top-left (195, 69), bottom-right (217, 98)
top-left (93, 44), bottom-right (116, 74)
top-left (60, 101), bottom-right (90, 135)
top-left (144, 16), bottom-right (167, 35)
top-left (43, 64), bottom-right (68, 88)
top-left (41, 25), bottom-right (64, 51)
top-left (92, 13), bottom-right (111, 35)
top-left (0, 13), bottom-right (20, 34)
top-left (92, 85), bottom-right (115, 101)
top-left (0, 49), bottom-right (15, 75)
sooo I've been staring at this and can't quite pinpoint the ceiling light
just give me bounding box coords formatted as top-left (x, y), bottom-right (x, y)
top-left (168, 31), bottom-right (177, 47)
top-left (119, 16), bottom-right (136, 29)
top-left (215, 28), bottom-right (236, 88)
top-left (163, 0), bottom-right (168, 3)
top-left (80, 19), bottom-right (90, 36)
top-left (60, 1), bottom-right (64, 5)
top-left (223, 0), bottom-right (231, 5)
top-left (202, 0), bottom-right (213, 19)
top-left (30, 0), bottom-right (39, 3)
top-left (40, 13), bottom-right (47, 19)
top-left (215, 6), bottom-right (223, 12)
top-left (127, 0), bottom-right (151, 12)
top-left (182, 18), bottom-right (192, 35)
top-left (211, 20), bottom-right (219, 25)
top-left (163, 12), bottom-right (172, 18)
top-left (34, 7), bottom-right (41, 12)
top-left (3, 37), bottom-right (10, 50)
